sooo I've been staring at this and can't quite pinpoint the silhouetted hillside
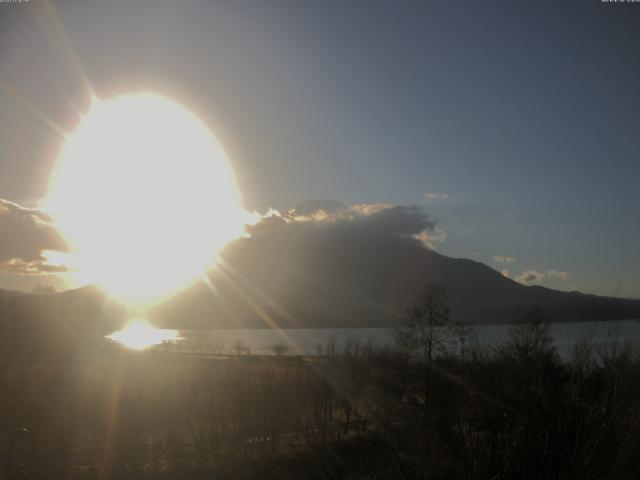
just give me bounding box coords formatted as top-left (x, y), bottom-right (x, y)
top-left (3, 198), bottom-right (639, 333)
top-left (150, 214), bottom-right (640, 329)
top-left (0, 288), bottom-right (27, 304)
top-left (0, 286), bottom-right (124, 360)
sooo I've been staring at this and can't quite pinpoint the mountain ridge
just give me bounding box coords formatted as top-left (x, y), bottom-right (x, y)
top-left (149, 227), bottom-right (640, 329)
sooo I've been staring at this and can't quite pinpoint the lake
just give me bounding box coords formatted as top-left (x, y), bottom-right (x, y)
top-left (140, 319), bottom-right (640, 359)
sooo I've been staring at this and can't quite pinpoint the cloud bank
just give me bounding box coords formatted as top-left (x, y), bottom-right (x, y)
top-left (249, 202), bottom-right (441, 246)
top-left (0, 199), bottom-right (68, 275)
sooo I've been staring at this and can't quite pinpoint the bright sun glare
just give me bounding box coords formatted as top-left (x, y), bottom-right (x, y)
top-left (44, 92), bottom-right (251, 309)
top-left (106, 318), bottom-right (180, 350)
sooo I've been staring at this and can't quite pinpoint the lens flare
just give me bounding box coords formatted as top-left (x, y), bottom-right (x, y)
top-left (45, 92), bottom-right (251, 308)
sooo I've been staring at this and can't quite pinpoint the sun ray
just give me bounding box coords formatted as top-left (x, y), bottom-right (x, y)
top-left (201, 271), bottom-right (244, 328)
top-left (213, 262), bottom-right (300, 354)
top-left (38, 0), bottom-right (96, 100)
top-left (218, 258), bottom-right (302, 328)
top-left (99, 353), bottom-right (124, 478)
top-left (0, 80), bottom-right (68, 139)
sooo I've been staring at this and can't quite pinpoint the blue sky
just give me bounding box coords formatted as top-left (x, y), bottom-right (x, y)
top-left (0, 0), bottom-right (638, 297)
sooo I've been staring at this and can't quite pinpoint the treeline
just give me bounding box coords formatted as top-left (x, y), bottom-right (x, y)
top-left (1, 290), bottom-right (640, 479)
top-left (0, 330), bottom-right (639, 478)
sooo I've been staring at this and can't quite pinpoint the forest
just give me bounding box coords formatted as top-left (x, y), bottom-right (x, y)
top-left (0, 288), bottom-right (639, 480)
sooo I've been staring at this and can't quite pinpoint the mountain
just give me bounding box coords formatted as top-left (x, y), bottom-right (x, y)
top-left (0, 285), bottom-right (125, 360)
top-left (150, 216), bottom-right (640, 329)
top-left (3, 200), bottom-right (638, 332)
top-left (0, 288), bottom-right (28, 304)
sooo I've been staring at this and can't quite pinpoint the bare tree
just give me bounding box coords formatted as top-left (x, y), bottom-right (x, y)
top-left (233, 340), bottom-right (250, 356)
top-left (503, 307), bottom-right (557, 364)
top-left (394, 284), bottom-right (454, 367)
top-left (394, 284), bottom-right (458, 420)
top-left (450, 320), bottom-right (472, 362)
top-left (272, 344), bottom-right (289, 357)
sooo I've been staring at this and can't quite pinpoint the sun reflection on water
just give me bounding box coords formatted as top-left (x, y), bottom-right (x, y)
top-left (107, 318), bottom-right (179, 350)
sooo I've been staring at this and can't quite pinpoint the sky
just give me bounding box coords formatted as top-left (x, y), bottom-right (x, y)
top-left (0, 0), bottom-right (639, 298)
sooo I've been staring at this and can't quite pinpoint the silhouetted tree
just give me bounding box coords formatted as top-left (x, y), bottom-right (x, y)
top-left (272, 343), bottom-right (289, 356)
top-left (233, 340), bottom-right (249, 356)
top-left (32, 283), bottom-right (57, 295)
top-left (394, 284), bottom-right (454, 367)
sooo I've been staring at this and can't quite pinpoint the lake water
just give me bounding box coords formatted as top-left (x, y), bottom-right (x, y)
top-left (144, 319), bottom-right (640, 359)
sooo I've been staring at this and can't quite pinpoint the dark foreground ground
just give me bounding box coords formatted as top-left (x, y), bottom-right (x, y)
top-left (1, 319), bottom-right (640, 480)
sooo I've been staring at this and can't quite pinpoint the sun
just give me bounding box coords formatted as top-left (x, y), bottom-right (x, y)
top-left (44, 92), bottom-right (250, 308)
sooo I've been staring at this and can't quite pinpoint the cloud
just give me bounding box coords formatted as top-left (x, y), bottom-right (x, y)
top-left (0, 199), bottom-right (69, 275)
top-left (492, 255), bottom-right (516, 263)
top-left (414, 225), bottom-right (447, 250)
top-left (244, 210), bottom-right (287, 236)
top-left (514, 268), bottom-right (571, 285)
top-left (425, 192), bottom-right (448, 200)
top-left (346, 205), bottom-right (436, 238)
top-left (288, 200), bottom-right (347, 217)
top-left (547, 269), bottom-right (571, 280)
top-left (251, 202), bottom-right (438, 241)
top-left (287, 202), bottom-right (395, 224)
top-left (1, 258), bottom-right (68, 275)
top-left (515, 270), bottom-right (545, 285)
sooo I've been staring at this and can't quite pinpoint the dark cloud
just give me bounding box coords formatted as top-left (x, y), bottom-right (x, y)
top-left (344, 205), bottom-right (436, 238)
top-left (244, 212), bottom-right (287, 237)
top-left (252, 203), bottom-right (437, 241)
top-left (0, 199), bottom-right (68, 275)
top-left (1, 258), bottom-right (68, 276)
